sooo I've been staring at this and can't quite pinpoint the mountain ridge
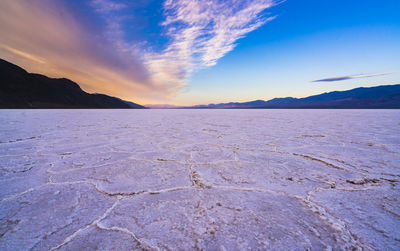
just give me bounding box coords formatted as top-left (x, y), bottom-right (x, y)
top-left (0, 58), bottom-right (144, 109)
top-left (187, 85), bottom-right (400, 109)
top-left (2, 58), bottom-right (399, 109)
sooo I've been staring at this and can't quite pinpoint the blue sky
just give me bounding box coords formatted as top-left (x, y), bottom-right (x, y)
top-left (180, 0), bottom-right (400, 104)
top-left (0, 0), bottom-right (399, 105)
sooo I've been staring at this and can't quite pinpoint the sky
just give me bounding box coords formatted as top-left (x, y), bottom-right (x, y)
top-left (0, 0), bottom-right (399, 106)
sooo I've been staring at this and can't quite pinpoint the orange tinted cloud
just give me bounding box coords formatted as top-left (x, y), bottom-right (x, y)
top-left (0, 0), bottom-right (172, 104)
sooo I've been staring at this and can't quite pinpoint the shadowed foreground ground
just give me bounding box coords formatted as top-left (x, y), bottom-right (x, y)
top-left (0, 109), bottom-right (399, 250)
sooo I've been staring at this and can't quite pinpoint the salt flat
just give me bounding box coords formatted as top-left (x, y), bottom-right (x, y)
top-left (0, 109), bottom-right (399, 250)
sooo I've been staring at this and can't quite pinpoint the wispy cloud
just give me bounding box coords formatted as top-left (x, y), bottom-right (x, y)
top-left (0, 0), bottom-right (279, 104)
top-left (313, 72), bottom-right (398, 82)
top-left (91, 0), bottom-right (126, 13)
top-left (145, 0), bottom-right (277, 90)
top-left (0, 45), bottom-right (46, 64)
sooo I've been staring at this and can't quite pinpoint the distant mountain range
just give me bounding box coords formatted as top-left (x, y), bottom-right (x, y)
top-left (1, 58), bottom-right (399, 109)
top-left (0, 59), bottom-right (144, 108)
top-left (188, 84), bottom-right (400, 109)
top-left (146, 104), bottom-right (182, 109)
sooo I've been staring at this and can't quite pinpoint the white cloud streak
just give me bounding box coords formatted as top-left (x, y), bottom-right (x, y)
top-left (145, 0), bottom-right (277, 90)
top-left (0, 0), bottom-right (278, 103)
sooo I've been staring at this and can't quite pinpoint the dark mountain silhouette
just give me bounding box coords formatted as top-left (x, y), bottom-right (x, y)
top-left (190, 85), bottom-right (400, 109)
top-left (113, 98), bottom-right (145, 109)
top-left (0, 58), bottom-right (144, 108)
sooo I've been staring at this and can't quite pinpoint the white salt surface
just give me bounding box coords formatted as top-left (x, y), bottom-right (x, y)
top-left (0, 109), bottom-right (399, 250)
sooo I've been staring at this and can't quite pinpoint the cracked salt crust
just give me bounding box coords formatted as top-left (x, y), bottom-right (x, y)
top-left (0, 109), bottom-right (399, 250)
